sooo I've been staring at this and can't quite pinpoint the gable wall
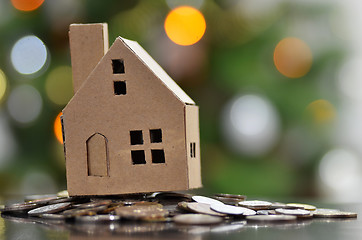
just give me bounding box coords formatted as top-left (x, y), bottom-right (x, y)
top-left (63, 39), bottom-right (188, 195)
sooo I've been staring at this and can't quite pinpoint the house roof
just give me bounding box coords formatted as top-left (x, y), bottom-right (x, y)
top-left (119, 37), bottom-right (195, 105)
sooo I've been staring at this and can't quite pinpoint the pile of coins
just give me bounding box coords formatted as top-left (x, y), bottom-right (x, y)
top-left (0, 191), bottom-right (357, 226)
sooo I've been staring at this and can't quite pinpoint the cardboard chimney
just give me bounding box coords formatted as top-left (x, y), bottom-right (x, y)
top-left (62, 23), bottom-right (202, 196)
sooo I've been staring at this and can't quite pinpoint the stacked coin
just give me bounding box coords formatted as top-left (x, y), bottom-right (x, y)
top-left (0, 191), bottom-right (357, 227)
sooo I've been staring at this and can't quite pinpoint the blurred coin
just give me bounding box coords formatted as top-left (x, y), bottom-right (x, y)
top-left (28, 196), bottom-right (81, 206)
top-left (2, 202), bottom-right (39, 213)
top-left (24, 194), bottom-right (57, 202)
top-left (256, 210), bottom-right (277, 215)
top-left (313, 209), bottom-right (357, 218)
top-left (246, 215), bottom-right (297, 222)
top-left (99, 203), bottom-right (124, 214)
top-left (75, 214), bottom-right (120, 222)
top-left (115, 204), bottom-right (168, 220)
top-left (177, 201), bottom-right (189, 211)
top-left (153, 192), bottom-right (192, 200)
top-left (75, 200), bottom-right (112, 209)
top-left (270, 202), bottom-right (288, 209)
top-left (238, 200), bottom-right (272, 210)
top-left (133, 201), bottom-right (161, 206)
top-left (286, 203), bottom-right (316, 211)
top-left (213, 196), bottom-right (241, 205)
top-left (275, 208), bottom-right (312, 218)
top-left (62, 205), bottom-right (108, 217)
top-left (173, 214), bottom-right (223, 225)
top-left (186, 202), bottom-right (226, 216)
top-left (192, 196), bottom-right (224, 206)
top-left (214, 193), bottom-right (246, 201)
top-left (28, 203), bottom-right (71, 216)
top-left (211, 204), bottom-right (256, 216)
top-left (57, 190), bottom-right (69, 198)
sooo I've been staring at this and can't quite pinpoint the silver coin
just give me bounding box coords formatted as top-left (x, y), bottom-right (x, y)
top-left (211, 204), bottom-right (256, 216)
top-left (213, 196), bottom-right (241, 205)
top-left (286, 203), bottom-right (316, 211)
top-left (238, 200), bottom-right (272, 210)
top-left (186, 202), bottom-right (226, 216)
top-left (173, 214), bottom-right (223, 225)
top-left (214, 193), bottom-right (246, 201)
top-left (28, 202), bottom-right (72, 216)
top-left (312, 209), bottom-right (357, 218)
top-left (75, 200), bottom-right (112, 209)
top-left (2, 202), bottom-right (39, 213)
top-left (269, 202), bottom-right (288, 209)
top-left (256, 210), bottom-right (268, 215)
top-left (246, 215), bottom-right (297, 222)
top-left (192, 196), bottom-right (224, 206)
top-left (275, 208), bottom-right (311, 216)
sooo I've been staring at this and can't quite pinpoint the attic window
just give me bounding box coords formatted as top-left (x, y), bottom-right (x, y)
top-left (150, 129), bottom-right (162, 143)
top-left (131, 150), bottom-right (146, 164)
top-left (151, 149), bottom-right (165, 163)
top-left (112, 59), bottom-right (125, 74)
top-left (130, 130), bottom-right (143, 145)
top-left (114, 81), bottom-right (126, 95)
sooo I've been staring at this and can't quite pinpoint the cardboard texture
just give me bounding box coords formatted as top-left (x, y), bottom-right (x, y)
top-left (63, 23), bottom-right (202, 196)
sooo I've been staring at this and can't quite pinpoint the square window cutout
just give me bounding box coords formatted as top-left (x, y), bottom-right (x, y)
top-left (131, 150), bottom-right (146, 164)
top-left (112, 59), bottom-right (125, 74)
top-left (114, 81), bottom-right (126, 95)
top-left (130, 130), bottom-right (143, 145)
top-left (151, 149), bottom-right (165, 163)
top-left (150, 129), bottom-right (162, 143)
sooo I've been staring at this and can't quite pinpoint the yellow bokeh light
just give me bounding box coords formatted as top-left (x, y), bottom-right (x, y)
top-left (306, 99), bottom-right (336, 125)
top-left (54, 112), bottom-right (63, 144)
top-left (45, 66), bottom-right (73, 106)
top-left (11, 0), bottom-right (44, 11)
top-left (0, 70), bottom-right (7, 103)
top-left (164, 6), bottom-right (206, 46)
top-left (274, 37), bottom-right (313, 78)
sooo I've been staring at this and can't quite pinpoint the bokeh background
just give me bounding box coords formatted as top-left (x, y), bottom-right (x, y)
top-left (0, 0), bottom-right (361, 202)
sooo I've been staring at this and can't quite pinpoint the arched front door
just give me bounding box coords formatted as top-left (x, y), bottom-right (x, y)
top-left (86, 133), bottom-right (109, 177)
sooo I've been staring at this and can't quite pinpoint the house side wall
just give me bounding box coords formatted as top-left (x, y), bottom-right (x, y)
top-left (185, 105), bottom-right (202, 189)
top-left (63, 39), bottom-right (188, 195)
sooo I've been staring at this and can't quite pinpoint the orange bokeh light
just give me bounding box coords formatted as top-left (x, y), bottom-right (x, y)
top-left (54, 112), bottom-right (63, 144)
top-left (274, 37), bottom-right (313, 78)
top-left (164, 6), bottom-right (206, 46)
top-left (11, 0), bottom-right (44, 11)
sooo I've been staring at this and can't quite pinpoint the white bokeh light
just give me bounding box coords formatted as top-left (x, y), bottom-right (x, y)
top-left (7, 85), bottom-right (43, 124)
top-left (222, 94), bottom-right (281, 157)
top-left (338, 56), bottom-right (362, 100)
top-left (11, 35), bottom-right (48, 75)
top-left (318, 148), bottom-right (362, 201)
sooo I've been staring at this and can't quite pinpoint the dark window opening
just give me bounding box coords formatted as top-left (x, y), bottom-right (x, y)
top-left (190, 142), bottom-right (196, 158)
top-left (114, 81), bottom-right (126, 95)
top-left (151, 149), bottom-right (165, 163)
top-left (112, 59), bottom-right (125, 74)
top-left (131, 150), bottom-right (146, 164)
top-left (150, 129), bottom-right (162, 143)
top-left (130, 130), bottom-right (143, 145)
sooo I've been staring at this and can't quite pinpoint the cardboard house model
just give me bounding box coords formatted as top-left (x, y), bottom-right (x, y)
top-left (61, 23), bottom-right (202, 196)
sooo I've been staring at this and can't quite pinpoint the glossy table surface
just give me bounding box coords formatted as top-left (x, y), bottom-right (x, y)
top-left (0, 200), bottom-right (361, 240)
